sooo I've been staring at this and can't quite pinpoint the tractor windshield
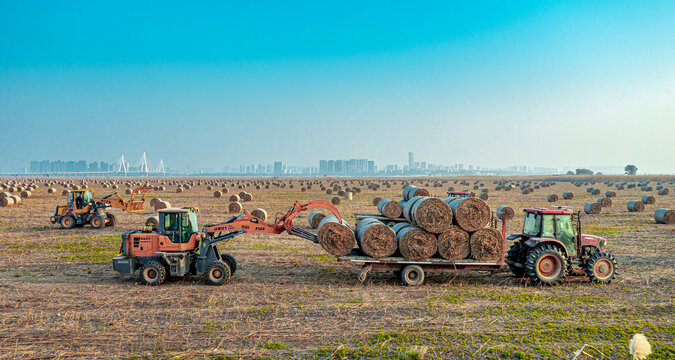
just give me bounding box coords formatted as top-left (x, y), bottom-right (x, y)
top-left (523, 213), bottom-right (541, 236)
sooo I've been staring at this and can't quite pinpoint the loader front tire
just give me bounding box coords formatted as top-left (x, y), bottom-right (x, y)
top-left (60, 215), bottom-right (76, 229)
top-left (139, 261), bottom-right (166, 286)
top-left (205, 261), bottom-right (231, 286)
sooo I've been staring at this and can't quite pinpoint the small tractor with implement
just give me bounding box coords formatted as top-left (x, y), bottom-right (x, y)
top-left (50, 186), bottom-right (152, 229)
top-left (506, 208), bottom-right (617, 285)
top-left (112, 200), bottom-right (340, 286)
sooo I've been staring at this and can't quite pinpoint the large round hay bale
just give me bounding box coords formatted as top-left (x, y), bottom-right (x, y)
top-left (445, 197), bottom-right (490, 232)
top-left (145, 215), bottom-right (159, 227)
top-left (584, 202), bottom-right (602, 214)
top-left (0, 196), bottom-right (14, 207)
top-left (331, 196), bottom-right (341, 206)
top-left (402, 185), bottom-right (430, 201)
top-left (176, 187), bottom-right (183, 193)
top-left (10, 195), bottom-right (21, 205)
top-left (155, 200), bottom-right (171, 211)
top-left (478, 192), bottom-right (489, 200)
top-left (641, 195), bottom-right (655, 205)
top-left (251, 208), bottom-right (268, 221)
top-left (213, 190), bottom-right (223, 198)
top-left (47, 188), bottom-right (56, 194)
top-left (355, 218), bottom-right (397, 258)
top-left (496, 206), bottom-right (514, 221)
top-left (547, 194), bottom-right (558, 202)
top-left (658, 188), bottom-right (669, 195)
top-left (125, 188), bottom-right (132, 195)
top-left (242, 192), bottom-right (253, 201)
top-left (627, 201), bottom-right (645, 212)
top-left (62, 189), bottom-right (70, 196)
top-left (597, 197), bottom-right (612, 208)
top-left (563, 192), bottom-right (574, 199)
top-left (229, 194), bottom-right (240, 202)
top-left (308, 211), bottom-right (327, 229)
top-left (470, 228), bottom-right (503, 262)
top-left (317, 216), bottom-right (356, 256)
top-left (20, 190), bottom-right (31, 199)
top-left (149, 198), bottom-right (161, 207)
top-left (437, 225), bottom-right (470, 260)
top-left (372, 196), bottom-right (382, 206)
top-left (222, 187), bottom-right (229, 194)
top-left (0, 192), bottom-right (9, 198)
top-left (404, 197), bottom-right (453, 234)
top-left (228, 201), bottom-right (243, 213)
top-left (207, 185), bottom-right (213, 191)
top-left (395, 225), bottom-right (437, 260)
top-left (654, 209), bottom-right (674, 224)
top-left (605, 191), bottom-right (616, 198)
top-left (377, 198), bottom-right (402, 219)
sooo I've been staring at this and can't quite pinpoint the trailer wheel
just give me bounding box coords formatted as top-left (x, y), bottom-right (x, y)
top-left (525, 244), bottom-right (567, 286)
top-left (586, 252), bottom-right (617, 284)
top-left (205, 261), bottom-right (231, 286)
top-left (139, 261), bottom-right (166, 286)
top-left (105, 213), bottom-right (116, 227)
top-left (60, 215), bottom-right (76, 229)
top-left (401, 265), bottom-right (425, 286)
top-left (220, 253), bottom-right (237, 275)
top-left (90, 215), bottom-right (105, 229)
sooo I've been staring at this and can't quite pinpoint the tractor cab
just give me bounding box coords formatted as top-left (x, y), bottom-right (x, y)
top-left (157, 207), bottom-right (199, 244)
top-left (521, 208), bottom-right (576, 254)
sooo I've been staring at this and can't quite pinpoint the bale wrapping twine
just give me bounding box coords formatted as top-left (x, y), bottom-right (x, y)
top-left (355, 218), bottom-right (397, 258)
top-left (317, 216), bottom-right (356, 256)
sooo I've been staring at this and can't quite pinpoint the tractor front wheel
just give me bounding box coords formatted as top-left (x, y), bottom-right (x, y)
top-left (105, 213), bottom-right (116, 227)
top-left (525, 244), bottom-right (567, 286)
top-left (90, 215), bottom-right (105, 229)
top-left (220, 253), bottom-right (238, 275)
top-left (586, 252), bottom-right (617, 284)
top-left (506, 242), bottom-right (526, 277)
top-left (139, 261), bottom-right (166, 286)
top-left (205, 261), bottom-right (231, 286)
top-left (60, 215), bottom-right (76, 229)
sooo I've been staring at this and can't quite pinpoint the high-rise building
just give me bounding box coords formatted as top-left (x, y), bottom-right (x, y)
top-left (319, 160), bottom-right (328, 174)
top-left (29, 161), bottom-right (39, 172)
top-left (408, 152), bottom-right (415, 169)
top-left (367, 160), bottom-right (376, 174)
top-left (274, 161), bottom-right (283, 175)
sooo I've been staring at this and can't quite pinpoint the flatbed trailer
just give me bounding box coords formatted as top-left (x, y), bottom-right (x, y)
top-left (339, 213), bottom-right (509, 286)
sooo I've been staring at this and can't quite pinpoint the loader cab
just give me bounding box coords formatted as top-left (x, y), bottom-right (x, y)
top-left (68, 190), bottom-right (93, 211)
top-left (158, 208), bottom-right (199, 244)
top-left (522, 208), bottom-right (576, 254)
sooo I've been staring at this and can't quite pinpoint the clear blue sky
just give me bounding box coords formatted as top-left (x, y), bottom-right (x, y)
top-left (1, 1), bottom-right (674, 173)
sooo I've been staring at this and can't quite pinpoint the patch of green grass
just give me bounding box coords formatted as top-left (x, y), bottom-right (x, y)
top-left (10, 235), bottom-right (119, 264)
top-left (261, 340), bottom-right (287, 350)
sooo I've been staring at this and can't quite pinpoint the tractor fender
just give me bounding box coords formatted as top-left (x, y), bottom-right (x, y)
top-left (523, 238), bottom-right (569, 257)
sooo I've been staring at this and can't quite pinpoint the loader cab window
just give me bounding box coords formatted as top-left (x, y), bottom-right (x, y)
top-left (82, 191), bottom-right (92, 204)
top-left (523, 213), bottom-right (541, 236)
top-left (74, 193), bottom-right (84, 209)
top-left (163, 212), bottom-right (191, 244)
top-left (67, 192), bottom-right (74, 207)
top-left (164, 213), bottom-right (179, 231)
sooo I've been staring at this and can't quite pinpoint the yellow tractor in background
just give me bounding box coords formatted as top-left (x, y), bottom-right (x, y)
top-left (50, 186), bottom-right (152, 229)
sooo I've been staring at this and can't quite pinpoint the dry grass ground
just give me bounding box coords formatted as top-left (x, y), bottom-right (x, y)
top-left (0, 176), bottom-right (673, 359)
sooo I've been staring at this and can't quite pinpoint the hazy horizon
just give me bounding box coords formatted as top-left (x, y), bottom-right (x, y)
top-left (1, 2), bottom-right (674, 174)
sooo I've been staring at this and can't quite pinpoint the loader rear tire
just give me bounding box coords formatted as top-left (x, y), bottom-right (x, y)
top-left (205, 261), bottom-right (231, 286)
top-left (139, 261), bottom-right (166, 286)
top-left (105, 213), bottom-right (116, 227)
top-left (60, 215), bottom-right (76, 229)
top-left (90, 215), bottom-right (105, 229)
top-left (525, 244), bottom-right (567, 286)
top-left (220, 253), bottom-right (237, 275)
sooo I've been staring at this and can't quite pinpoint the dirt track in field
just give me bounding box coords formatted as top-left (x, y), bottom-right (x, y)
top-left (0, 176), bottom-right (673, 359)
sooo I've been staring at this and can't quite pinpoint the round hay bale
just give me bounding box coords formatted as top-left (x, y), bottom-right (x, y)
top-left (213, 190), bottom-right (223, 198)
top-left (229, 195), bottom-right (240, 202)
top-left (641, 195), bottom-right (655, 205)
top-left (658, 188), bottom-right (669, 195)
top-left (125, 188), bottom-right (132, 195)
top-left (145, 215), bottom-right (159, 227)
top-left (563, 192), bottom-right (574, 199)
top-left (496, 206), bottom-right (515, 221)
top-left (241, 193), bottom-right (253, 202)
top-left (584, 202), bottom-right (602, 214)
top-left (154, 200), bottom-right (171, 211)
top-left (337, 190), bottom-right (345, 197)
top-left (47, 188), bottom-right (56, 194)
top-left (403, 185), bottom-right (430, 201)
top-left (176, 187), bottom-right (183, 193)
top-left (395, 225), bottom-right (437, 260)
top-left (0, 196), bottom-right (14, 207)
top-left (591, 188), bottom-right (600, 195)
top-left (331, 196), bottom-right (341, 206)
top-left (308, 211), bottom-right (327, 229)
top-left (377, 198), bottom-right (402, 219)
top-left (62, 189), bottom-right (71, 196)
top-left (654, 208), bottom-right (675, 224)
top-left (10, 195), bottom-right (21, 205)
top-left (547, 194), bottom-right (558, 202)
top-left (478, 192), bottom-right (489, 200)
top-left (627, 200), bottom-right (645, 212)
top-left (597, 197), bottom-right (612, 208)
top-left (0, 192), bottom-right (9, 198)
top-left (326, 189), bottom-right (333, 195)
top-left (207, 185), bottom-right (213, 191)
top-left (317, 216), bottom-right (356, 256)
top-left (344, 191), bottom-right (353, 200)
top-left (404, 197), bottom-right (453, 234)
top-left (605, 191), bottom-right (616, 198)
top-left (470, 228), bottom-right (503, 262)
top-left (251, 208), bottom-right (268, 221)
top-left (228, 201), bottom-right (243, 213)
top-left (372, 196), bottom-right (382, 206)
top-left (445, 197), bottom-right (491, 232)
top-left (355, 218), bottom-right (397, 258)
top-left (150, 198), bottom-right (160, 207)
top-left (20, 190), bottom-right (31, 199)
top-left (437, 225), bottom-right (470, 260)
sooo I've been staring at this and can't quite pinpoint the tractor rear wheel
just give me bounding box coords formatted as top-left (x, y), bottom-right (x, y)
top-left (525, 244), bottom-right (567, 286)
top-left (139, 261), bottom-right (166, 286)
top-left (401, 265), bottom-right (425, 286)
top-left (506, 242), bottom-right (526, 277)
top-left (105, 213), bottom-right (116, 227)
top-left (60, 215), bottom-right (76, 229)
top-left (205, 261), bottom-right (231, 286)
top-left (90, 215), bottom-right (105, 229)
top-left (586, 252), bottom-right (617, 284)
top-left (220, 253), bottom-right (237, 275)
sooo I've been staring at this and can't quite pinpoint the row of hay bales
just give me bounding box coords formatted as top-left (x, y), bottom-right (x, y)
top-left (0, 183), bottom-right (38, 207)
top-left (307, 185), bottom-right (508, 262)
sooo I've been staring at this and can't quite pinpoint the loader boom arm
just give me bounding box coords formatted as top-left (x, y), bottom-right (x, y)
top-left (93, 186), bottom-right (152, 213)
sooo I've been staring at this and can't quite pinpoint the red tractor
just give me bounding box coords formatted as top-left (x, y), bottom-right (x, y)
top-left (113, 200), bottom-right (341, 286)
top-left (506, 208), bottom-right (617, 285)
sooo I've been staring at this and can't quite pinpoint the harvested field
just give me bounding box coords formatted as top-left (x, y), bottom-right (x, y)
top-left (0, 175), bottom-right (673, 359)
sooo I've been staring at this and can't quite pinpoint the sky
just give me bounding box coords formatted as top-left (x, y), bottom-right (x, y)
top-left (1, 1), bottom-right (674, 173)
